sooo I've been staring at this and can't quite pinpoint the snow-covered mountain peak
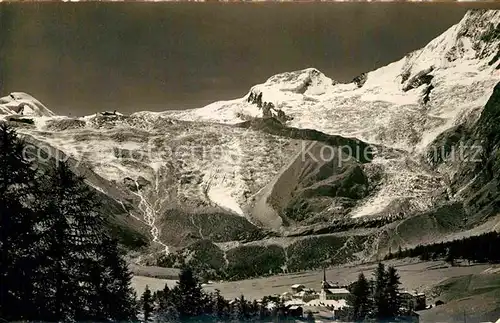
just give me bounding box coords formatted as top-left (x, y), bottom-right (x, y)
top-left (250, 67), bottom-right (338, 98)
top-left (399, 9), bottom-right (500, 83)
top-left (167, 10), bottom-right (499, 152)
top-left (0, 92), bottom-right (55, 117)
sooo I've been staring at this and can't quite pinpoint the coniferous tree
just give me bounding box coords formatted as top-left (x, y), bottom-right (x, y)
top-left (250, 299), bottom-right (259, 318)
top-left (142, 285), bottom-right (154, 322)
top-left (445, 246), bottom-right (457, 266)
top-left (0, 126), bottom-right (137, 322)
top-left (36, 162), bottom-right (106, 321)
top-left (38, 190), bottom-right (75, 321)
top-left (386, 266), bottom-right (402, 318)
top-left (37, 161), bottom-right (137, 321)
top-left (0, 124), bottom-right (40, 320)
top-left (259, 298), bottom-right (268, 320)
top-left (200, 291), bottom-right (215, 319)
top-left (235, 295), bottom-right (249, 320)
top-left (156, 283), bottom-right (171, 313)
top-left (348, 273), bottom-right (372, 321)
top-left (155, 283), bottom-right (180, 322)
top-left (212, 289), bottom-right (229, 320)
top-left (92, 235), bottom-right (138, 321)
top-left (373, 263), bottom-right (390, 320)
top-left (171, 266), bottom-right (206, 319)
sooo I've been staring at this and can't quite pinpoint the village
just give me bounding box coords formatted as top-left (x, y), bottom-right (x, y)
top-left (238, 269), bottom-right (428, 321)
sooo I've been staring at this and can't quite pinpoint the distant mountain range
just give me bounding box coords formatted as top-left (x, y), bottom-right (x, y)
top-left (1, 9), bottom-right (499, 280)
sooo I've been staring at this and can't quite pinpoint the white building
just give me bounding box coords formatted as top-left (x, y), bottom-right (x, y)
top-left (292, 288), bottom-right (318, 302)
top-left (319, 287), bottom-right (351, 301)
top-left (290, 284), bottom-right (305, 294)
top-left (401, 290), bottom-right (426, 311)
top-left (319, 268), bottom-right (351, 301)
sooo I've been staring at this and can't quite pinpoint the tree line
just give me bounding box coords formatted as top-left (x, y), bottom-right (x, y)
top-left (139, 263), bottom-right (409, 323)
top-left (385, 231), bottom-right (500, 265)
top-left (0, 124), bottom-right (136, 321)
top-left (140, 266), bottom-right (317, 322)
top-left (338, 263), bottom-right (404, 322)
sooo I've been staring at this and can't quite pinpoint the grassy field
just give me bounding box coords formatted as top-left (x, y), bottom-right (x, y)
top-left (131, 276), bottom-right (178, 296)
top-left (419, 271), bottom-right (500, 323)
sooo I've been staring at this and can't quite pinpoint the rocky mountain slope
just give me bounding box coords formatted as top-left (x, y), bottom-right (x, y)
top-left (164, 9), bottom-right (500, 222)
top-left (1, 9), bottom-right (499, 279)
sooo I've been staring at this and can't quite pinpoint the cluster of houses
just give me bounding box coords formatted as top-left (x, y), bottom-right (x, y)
top-left (270, 270), bottom-right (353, 319)
top-left (257, 270), bottom-right (427, 320)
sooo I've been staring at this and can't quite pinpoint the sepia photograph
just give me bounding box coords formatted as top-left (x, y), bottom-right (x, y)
top-left (0, 1), bottom-right (500, 322)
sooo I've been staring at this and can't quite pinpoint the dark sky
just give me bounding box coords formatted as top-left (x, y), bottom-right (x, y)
top-left (0, 3), bottom-right (498, 116)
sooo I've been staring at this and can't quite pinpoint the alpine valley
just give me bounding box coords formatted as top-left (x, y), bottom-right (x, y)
top-left (1, 9), bottom-right (499, 281)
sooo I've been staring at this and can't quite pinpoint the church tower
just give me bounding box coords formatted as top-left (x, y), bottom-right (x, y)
top-left (321, 267), bottom-right (331, 289)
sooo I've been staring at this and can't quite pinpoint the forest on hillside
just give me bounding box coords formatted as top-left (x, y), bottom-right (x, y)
top-left (385, 232), bottom-right (500, 265)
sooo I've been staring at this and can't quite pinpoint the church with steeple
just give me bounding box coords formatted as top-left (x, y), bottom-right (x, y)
top-left (319, 268), bottom-right (350, 301)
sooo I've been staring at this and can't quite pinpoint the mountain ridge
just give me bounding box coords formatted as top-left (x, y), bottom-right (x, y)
top-left (163, 9), bottom-right (499, 151)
